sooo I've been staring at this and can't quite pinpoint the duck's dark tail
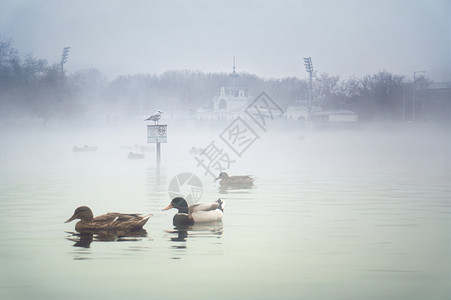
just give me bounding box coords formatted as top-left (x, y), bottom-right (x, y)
top-left (216, 199), bottom-right (225, 212)
top-left (137, 214), bottom-right (153, 228)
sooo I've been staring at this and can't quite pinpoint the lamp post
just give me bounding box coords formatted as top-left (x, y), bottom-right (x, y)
top-left (413, 71), bottom-right (425, 121)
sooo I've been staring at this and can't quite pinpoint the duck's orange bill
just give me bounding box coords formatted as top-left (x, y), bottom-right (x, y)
top-left (162, 203), bottom-right (173, 211)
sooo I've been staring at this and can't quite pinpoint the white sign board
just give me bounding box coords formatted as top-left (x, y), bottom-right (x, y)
top-left (147, 125), bottom-right (167, 143)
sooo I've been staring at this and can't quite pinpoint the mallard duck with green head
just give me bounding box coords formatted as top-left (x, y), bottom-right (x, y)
top-left (162, 197), bottom-right (224, 226)
top-left (65, 206), bottom-right (152, 232)
top-left (215, 172), bottom-right (255, 188)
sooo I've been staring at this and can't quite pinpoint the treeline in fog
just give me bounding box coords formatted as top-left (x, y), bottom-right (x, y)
top-left (1, 37), bottom-right (448, 125)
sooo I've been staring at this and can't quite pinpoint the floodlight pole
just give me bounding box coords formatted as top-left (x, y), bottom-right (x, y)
top-left (413, 71), bottom-right (425, 121)
top-left (60, 46), bottom-right (70, 74)
top-left (303, 57), bottom-right (315, 118)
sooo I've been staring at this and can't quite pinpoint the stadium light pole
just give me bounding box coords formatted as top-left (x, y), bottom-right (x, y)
top-left (303, 57), bottom-right (315, 118)
top-left (413, 70), bottom-right (425, 121)
top-left (60, 46), bottom-right (70, 74)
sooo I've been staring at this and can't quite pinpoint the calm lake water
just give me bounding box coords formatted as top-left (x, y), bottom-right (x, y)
top-left (0, 121), bottom-right (450, 300)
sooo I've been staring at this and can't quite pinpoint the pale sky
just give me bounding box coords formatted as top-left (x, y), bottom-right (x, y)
top-left (1, 0), bottom-right (450, 81)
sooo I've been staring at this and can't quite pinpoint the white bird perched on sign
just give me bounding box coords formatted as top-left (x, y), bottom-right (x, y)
top-left (145, 110), bottom-right (163, 124)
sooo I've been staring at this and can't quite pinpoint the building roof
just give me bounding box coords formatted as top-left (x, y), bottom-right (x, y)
top-left (426, 82), bottom-right (451, 90)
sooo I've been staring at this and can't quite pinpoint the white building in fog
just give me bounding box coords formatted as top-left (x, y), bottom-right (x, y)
top-left (287, 103), bottom-right (358, 127)
top-left (196, 64), bottom-right (253, 120)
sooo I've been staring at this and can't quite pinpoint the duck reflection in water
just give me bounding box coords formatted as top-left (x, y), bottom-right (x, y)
top-left (66, 232), bottom-right (94, 248)
top-left (66, 229), bottom-right (148, 248)
top-left (167, 223), bottom-right (224, 242)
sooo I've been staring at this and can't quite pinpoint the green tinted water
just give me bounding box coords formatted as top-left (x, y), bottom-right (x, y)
top-left (0, 123), bottom-right (450, 300)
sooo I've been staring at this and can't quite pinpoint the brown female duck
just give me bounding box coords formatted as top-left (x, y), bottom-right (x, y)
top-left (65, 206), bottom-right (152, 232)
top-left (215, 172), bottom-right (255, 188)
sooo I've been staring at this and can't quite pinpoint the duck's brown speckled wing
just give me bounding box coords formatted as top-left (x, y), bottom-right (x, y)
top-left (91, 213), bottom-right (142, 223)
top-left (229, 175), bottom-right (254, 182)
top-left (90, 213), bottom-right (117, 223)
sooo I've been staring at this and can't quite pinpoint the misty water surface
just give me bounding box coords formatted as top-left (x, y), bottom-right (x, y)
top-left (0, 120), bottom-right (450, 300)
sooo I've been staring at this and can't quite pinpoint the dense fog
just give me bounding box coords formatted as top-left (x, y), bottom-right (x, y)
top-left (1, 36), bottom-right (450, 182)
top-left (1, 37), bottom-right (450, 128)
